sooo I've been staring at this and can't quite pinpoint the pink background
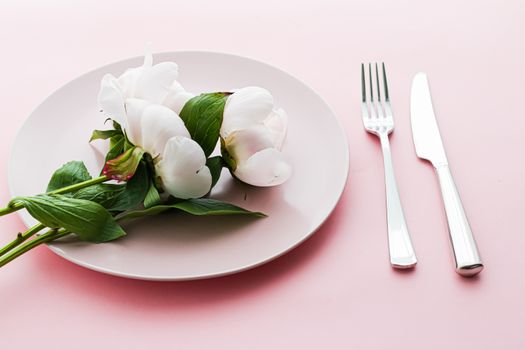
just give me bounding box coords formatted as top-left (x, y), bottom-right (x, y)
top-left (0, 0), bottom-right (524, 348)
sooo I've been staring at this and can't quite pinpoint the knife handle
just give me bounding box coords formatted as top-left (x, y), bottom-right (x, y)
top-left (435, 164), bottom-right (483, 277)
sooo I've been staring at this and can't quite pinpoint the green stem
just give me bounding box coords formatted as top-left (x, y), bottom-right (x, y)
top-left (0, 175), bottom-right (109, 217)
top-left (0, 228), bottom-right (70, 268)
top-left (48, 175), bottom-right (109, 195)
top-left (0, 223), bottom-right (45, 257)
top-left (0, 203), bottom-right (23, 217)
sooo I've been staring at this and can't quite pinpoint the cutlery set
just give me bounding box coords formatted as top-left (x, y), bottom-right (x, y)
top-left (360, 63), bottom-right (483, 277)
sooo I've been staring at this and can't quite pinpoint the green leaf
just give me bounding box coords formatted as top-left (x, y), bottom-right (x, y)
top-left (123, 138), bottom-right (135, 152)
top-left (46, 161), bottom-right (92, 193)
top-left (90, 120), bottom-right (135, 175)
top-left (13, 194), bottom-right (126, 243)
top-left (143, 181), bottom-right (161, 209)
top-left (103, 146), bottom-right (145, 181)
top-left (118, 198), bottom-right (266, 221)
top-left (91, 120), bottom-right (125, 143)
top-left (174, 198), bottom-right (266, 217)
top-left (72, 162), bottom-right (149, 212)
top-left (206, 156), bottom-right (225, 189)
top-left (111, 162), bottom-right (150, 211)
top-left (90, 129), bottom-right (120, 142)
top-left (112, 120), bottom-right (123, 133)
top-left (72, 184), bottom-right (126, 209)
top-left (106, 135), bottom-right (125, 162)
top-left (179, 92), bottom-right (229, 157)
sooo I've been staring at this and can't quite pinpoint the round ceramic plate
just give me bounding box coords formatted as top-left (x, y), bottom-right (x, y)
top-left (9, 51), bottom-right (349, 280)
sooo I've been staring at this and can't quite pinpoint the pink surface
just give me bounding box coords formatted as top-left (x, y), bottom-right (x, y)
top-left (0, 0), bottom-right (524, 348)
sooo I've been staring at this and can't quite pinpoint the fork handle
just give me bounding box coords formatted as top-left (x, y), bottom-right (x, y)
top-left (435, 164), bottom-right (483, 277)
top-left (379, 134), bottom-right (417, 268)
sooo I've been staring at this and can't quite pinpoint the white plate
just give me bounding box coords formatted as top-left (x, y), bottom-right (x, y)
top-left (9, 51), bottom-right (349, 280)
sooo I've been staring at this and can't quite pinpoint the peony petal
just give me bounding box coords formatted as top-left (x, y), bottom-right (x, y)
top-left (140, 104), bottom-right (190, 157)
top-left (97, 74), bottom-right (126, 125)
top-left (221, 87), bottom-right (274, 137)
top-left (264, 107), bottom-right (288, 150)
top-left (223, 126), bottom-right (274, 164)
top-left (156, 136), bottom-right (212, 199)
top-left (124, 98), bottom-right (151, 146)
top-left (142, 43), bottom-right (153, 68)
top-left (117, 67), bottom-right (143, 98)
top-left (135, 62), bottom-right (179, 104)
top-left (159, 136), bottom-right (207, 173)
top-left (162, 81), bottom-right (195, 114)
top-left (234, 148), bottom-right (292, 187)
top-left (115, 50), bottom-right (154, 98)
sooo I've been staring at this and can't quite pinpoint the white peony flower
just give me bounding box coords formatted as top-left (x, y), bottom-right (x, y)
top-left (221, 87), bottom-right (291, 187)
top-left (96, 51), bottom-right (210, 199)
top-left (123, 99), bottom-right (212, 199)
top-left (97, 51), bottom-right (194, 127)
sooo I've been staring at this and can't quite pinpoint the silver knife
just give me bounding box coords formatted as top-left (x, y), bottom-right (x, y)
top-left (410, 73), bottom-right (483, 277)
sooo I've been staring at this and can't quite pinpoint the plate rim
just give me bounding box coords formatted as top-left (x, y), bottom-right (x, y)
top-left (8, 50), bottom-right (350, 281)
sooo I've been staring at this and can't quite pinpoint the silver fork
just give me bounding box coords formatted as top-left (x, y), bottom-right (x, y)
top-left (361, 63), bottom-right (417, 269)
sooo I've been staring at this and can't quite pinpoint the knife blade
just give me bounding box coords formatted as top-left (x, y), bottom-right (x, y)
top-left (410, 73), bottom-right (448, 166)
top-left (410, 73), bottom-right (483, 277)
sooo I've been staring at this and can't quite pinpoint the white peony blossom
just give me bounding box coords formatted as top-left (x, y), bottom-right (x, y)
top-left (221, 87), bottom-right (291, 187)
top-left (96, 51), bottom-right (210, 199)
top-left (122, 99), bottom-right (211, 199)
top-left (97, 51), bottom-right (194, 128)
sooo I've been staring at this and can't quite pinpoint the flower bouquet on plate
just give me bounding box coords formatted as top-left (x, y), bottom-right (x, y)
top-left (0, 50), bottom-right (292, 268)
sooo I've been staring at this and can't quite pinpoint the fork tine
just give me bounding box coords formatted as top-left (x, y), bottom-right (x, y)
top-left (360, 63), bottom-right (370, 120)
top-left (367, 63), bottom-right (378, 119)
top-left (382, 62), bottom-right (390, 102)
top-left (375, 63), bottom-right (381, 102)
top-left (368, 63), bottom-right (374, 102)
top-left (361, 63), bottom-right (366, 102)
top-left (373, 63), bottom-right (384, 119)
